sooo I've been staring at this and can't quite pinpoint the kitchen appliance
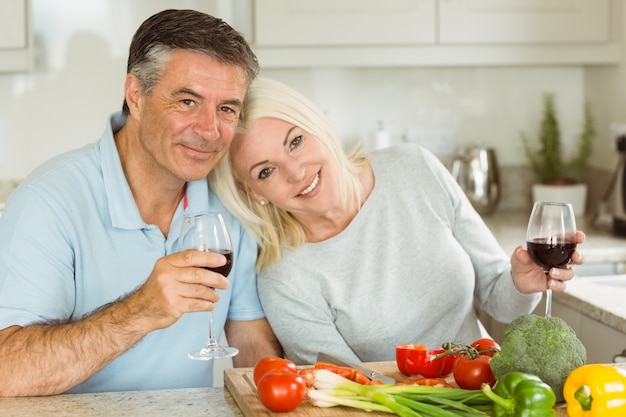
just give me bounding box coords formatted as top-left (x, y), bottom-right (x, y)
top-left (611, 135), bottom-right (626, 236)
top-left (594, 134), bottom-right (626, 236)
top-left (451, 145), bottom-right (500, 215)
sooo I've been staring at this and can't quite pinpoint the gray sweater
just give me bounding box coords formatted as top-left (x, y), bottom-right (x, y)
top-left (257, 143), bottom-right (540, 365)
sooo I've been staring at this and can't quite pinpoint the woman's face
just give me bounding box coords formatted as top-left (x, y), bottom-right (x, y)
top-left (230, 117), bottom-right (342, 219)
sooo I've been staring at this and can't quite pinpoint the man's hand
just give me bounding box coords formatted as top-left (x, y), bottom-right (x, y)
top-left (130, 250), bottom-right (231, 332)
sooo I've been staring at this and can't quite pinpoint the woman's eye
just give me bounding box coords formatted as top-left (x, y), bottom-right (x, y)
top-left (258, 167), bottom-right (273, 180)
top-left (289, 135), bottom-right (303, 150)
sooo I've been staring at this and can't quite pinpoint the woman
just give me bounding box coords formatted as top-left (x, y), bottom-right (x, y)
top-left (209, 78), bottom-right (585, 365)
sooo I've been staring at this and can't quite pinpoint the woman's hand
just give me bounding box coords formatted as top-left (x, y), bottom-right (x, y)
top-left (510, 230), bottom-right (586, 294)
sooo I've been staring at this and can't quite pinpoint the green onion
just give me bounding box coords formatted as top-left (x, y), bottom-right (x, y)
top-left (309, 369), bottom-right (491, 417)
top-left (308, 389), bottom-right (394, 412)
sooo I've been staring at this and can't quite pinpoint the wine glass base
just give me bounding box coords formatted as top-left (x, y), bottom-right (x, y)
top-left (188, 345), bottom-right (239, 361)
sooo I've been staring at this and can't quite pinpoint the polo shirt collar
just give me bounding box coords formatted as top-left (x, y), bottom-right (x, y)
top-left (100, 112), bottom-right (145, 230)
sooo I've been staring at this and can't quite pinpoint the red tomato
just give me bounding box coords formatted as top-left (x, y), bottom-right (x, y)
top-left (256, 370), bottom-right (307, 412)
top-left (470, 338), bottom-right (500, 357)
top-left (453, 355), bottom-right (496, 390)
top-left (253, 357), bottom-right (297, 386)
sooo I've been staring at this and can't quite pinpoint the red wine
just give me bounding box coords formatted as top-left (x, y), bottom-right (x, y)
top-left (202, 250), bottom-right (233, 277)
top-left (527, 239), bottom-right (576, 269)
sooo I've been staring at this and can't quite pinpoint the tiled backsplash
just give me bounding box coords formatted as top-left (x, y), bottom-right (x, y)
top-left (0, 166), bottom-right (613, 215)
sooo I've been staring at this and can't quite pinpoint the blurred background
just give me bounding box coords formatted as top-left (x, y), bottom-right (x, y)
top-left (1, 0), bottom-right (625, 212)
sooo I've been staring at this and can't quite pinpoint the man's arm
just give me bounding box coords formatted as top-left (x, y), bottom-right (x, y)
top-left (225, 318), bottom-right (283, 367)
top-left (0, 249), bottom-right (230, 396)
top-left (0, 296), bottom-right (151, 396)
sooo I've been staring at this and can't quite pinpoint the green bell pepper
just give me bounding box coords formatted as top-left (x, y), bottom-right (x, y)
top-left (481, 372), bottom-right (556, 417)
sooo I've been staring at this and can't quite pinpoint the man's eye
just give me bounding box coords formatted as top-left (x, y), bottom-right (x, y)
top-left (258, 167), bottom-right (273, 179)
top-left (289, 135), bottom-right (303, 150)
top-left (181, 99), bottom-right (195, 107)
top-left (220, 106), bottom-right (239, 121)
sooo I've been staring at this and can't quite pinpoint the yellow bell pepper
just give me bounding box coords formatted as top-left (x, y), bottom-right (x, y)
top-left (563, 364), bottom-right (626, 417)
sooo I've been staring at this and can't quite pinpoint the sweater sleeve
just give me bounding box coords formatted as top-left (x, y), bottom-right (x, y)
top-left (419, 148), bottom-right (541, 322)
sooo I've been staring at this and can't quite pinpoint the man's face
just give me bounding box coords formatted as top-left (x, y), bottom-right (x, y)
top-left (130, 49), bottom-right (247, 183)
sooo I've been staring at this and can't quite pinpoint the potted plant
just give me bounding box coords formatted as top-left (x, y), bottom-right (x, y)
top-left (521, 93), bottom-right (595, 216)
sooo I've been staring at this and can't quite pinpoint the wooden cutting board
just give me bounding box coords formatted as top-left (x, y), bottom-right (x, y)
top-left (224, 361), bottom-right (571, 416)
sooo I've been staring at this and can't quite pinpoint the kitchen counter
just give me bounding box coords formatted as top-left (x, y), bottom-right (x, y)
top-left (0, 387), bottom-right (244, 417)
top-left (483, 211), bottom-right (626, 338)
top-left (557, 276), bottom-right (626, 333)
top-left (10, 360), bottom-right (618, 417)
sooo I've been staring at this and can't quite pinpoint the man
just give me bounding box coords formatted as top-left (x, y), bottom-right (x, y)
top-left (0, 9), bottom-right (281, 396)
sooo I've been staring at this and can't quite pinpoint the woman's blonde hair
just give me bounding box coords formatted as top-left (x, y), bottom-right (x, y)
top-left (209, 78), bottom-right (369, 270)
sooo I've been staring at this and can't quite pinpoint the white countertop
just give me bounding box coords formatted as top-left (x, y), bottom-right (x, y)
top-left (0, 387), bottom-right (243, 417)
top-left (483, 211), bottom-right (626, 334)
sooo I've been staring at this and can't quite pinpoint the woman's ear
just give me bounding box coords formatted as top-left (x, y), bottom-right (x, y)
top-left (248, 189), bottom-right (268, 206)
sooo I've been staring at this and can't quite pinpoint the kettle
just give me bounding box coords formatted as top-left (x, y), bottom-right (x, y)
top-left (451, 145), bottom-right (500, 215)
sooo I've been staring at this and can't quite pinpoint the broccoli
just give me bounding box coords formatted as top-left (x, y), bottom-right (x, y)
top-left (489, 313), bottom-right (586, 402)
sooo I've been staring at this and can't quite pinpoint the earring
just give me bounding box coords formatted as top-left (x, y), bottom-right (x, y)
top-left (259, 199), bottom-right (267, 206)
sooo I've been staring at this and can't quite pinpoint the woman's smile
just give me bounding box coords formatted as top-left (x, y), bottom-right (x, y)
top-left (297, 172), bottom-right (320, 197)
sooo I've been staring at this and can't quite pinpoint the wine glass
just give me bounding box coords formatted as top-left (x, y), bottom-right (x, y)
top-left (180, 211), bottom-right (239, 360)
top-left (526, 202), bottom-right (577, 317)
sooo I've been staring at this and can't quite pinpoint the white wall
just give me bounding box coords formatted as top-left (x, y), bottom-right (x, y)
top-left (0, 0), bottom-right (612, 182)
top-left (0, 0), bottom-right (220, 179)
top-left (259, 66), bottom-right (587, 168)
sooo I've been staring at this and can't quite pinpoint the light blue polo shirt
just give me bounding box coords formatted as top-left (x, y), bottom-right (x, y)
top-left (0, 112), bottom-right (263, 393)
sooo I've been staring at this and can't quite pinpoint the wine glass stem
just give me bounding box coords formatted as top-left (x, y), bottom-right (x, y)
top-left (545, 288), bottom-right (552, 318)
top-left (205, 312), bottom-right (219, 348)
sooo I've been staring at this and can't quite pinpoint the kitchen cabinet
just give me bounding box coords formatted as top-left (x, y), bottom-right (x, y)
top-left (254, 0), bottom-right (436, 46)
top-left (250, 0), bottom-right (621, 67)
top-left (439, 0), bottom-right (610, 44)
top-left (0, 0), bottom-right (32, 72)
top-left (552, 299), bottom-right (626, 364)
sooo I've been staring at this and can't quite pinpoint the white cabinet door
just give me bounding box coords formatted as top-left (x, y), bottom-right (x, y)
top-left (579, 314), bottom-right (626, 364)
top-left (0, 0), bottom-right (32, 72)
top-left (254, 0), bottom-right (436, 46)
top-left (551, 299), bottom-right (626, 364)
top-left (0, 0), bottom-right (26, 48)
top-left (250, 0), bottom-right (620, 67)
top-left (440, 0), bottom-right (610, 44)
